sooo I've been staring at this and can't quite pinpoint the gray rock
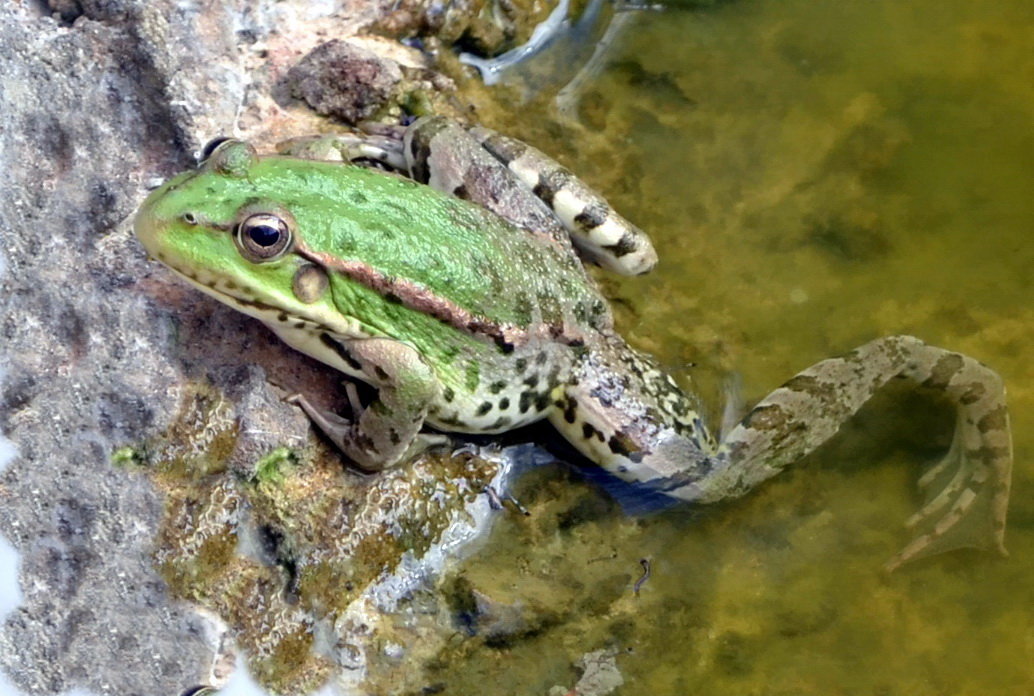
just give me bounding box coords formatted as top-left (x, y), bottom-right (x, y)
top-left (0, 1), bottom-right (503, 694)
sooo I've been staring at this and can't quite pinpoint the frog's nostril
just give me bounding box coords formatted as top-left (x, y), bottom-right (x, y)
top-left (182, 212), bottom-right (198, 225)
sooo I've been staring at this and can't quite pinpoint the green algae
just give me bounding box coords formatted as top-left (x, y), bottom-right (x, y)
top-left (122, 381), bottom-right (500, 694)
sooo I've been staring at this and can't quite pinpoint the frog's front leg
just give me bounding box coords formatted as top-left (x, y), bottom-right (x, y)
top-left (289, 337), bottom-right (445, 471)
top-left (689, 335), bottom-right (1011, 570)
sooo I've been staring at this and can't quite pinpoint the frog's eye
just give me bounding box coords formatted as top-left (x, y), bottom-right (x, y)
top-left (235, 213), bottom-right (293, 262)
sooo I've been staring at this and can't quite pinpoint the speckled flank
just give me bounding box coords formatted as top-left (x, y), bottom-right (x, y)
top-left (470, 127), bottom-right (659, 276)
top-left (549, 335), bottom-right (713, 483)
top-left (427, 343), bottom-right (567, 434)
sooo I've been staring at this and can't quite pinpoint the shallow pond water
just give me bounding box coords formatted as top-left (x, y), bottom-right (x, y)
top-left (444, 1), bottom-right (1033, 694)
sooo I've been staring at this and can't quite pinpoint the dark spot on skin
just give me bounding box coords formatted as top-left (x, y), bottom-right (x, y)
top-left (536, 351), bottom-right (548, 365)
top-left (976, 405), bottom-right (1009, 434)
top-left (452, 184), bottom-right (469, 200)
top-left (277, 312), bottom-right (288, 322)
top-left (781, 374), bottom-right (836, 403)
top-left (488, 416), bottom-right (512, 430)
top-left (499, 397), bottom-right (510, 410)
top-left (442, 387), bottom-right (455, 403)
top-left (294, 322), bottom-right (306, 329)
top-left (742, 403), bottom-right (794, 431)
top-left (531, 169), bottom-right (569, 206)
top-left (489, 380), bottom-right (507, 394)
top-left (384, 292), bottom-right (403, 304)
top-left (966, 445), bottom-right (1010, 463)
top-left (523, 375), bottom-right (539, 388)
top-left (532, 182), bottom-right (555, 205)
top-left (607, 433), bottom-right (641, 458)
top-left (319, 334), bottom-right (362, 371)
top-left (922, 353), bottom-right (965, 391)
top-left (582, 423), bottom-right (598, 440)
top-left (574, 202), bottom-right (608, 230)
top-left (350, 190), bottom-right (369, 205)
top-left (547, 365), bottom-right (561, 389)
top-left (389, 430), bottom-right (401, 445)
top-left (958, 381), bottom-right (987, 405)
top-left (514, 358), bottom-right (528, 373)
top-left (589, 386), bottom-right (613, 408)
top-left (374, 366), bottom-right (389, 382)
top-left (519, 391), bottom-right (535, 413)
top-left (537, 292), bottom-right (562, 326)
top-left (494, 337), bottom-right (515, 353)
top-left (563, 399), bottom-right (577, 424)
top-left (476, 402), bottom-right (493, 417)
top-left (602, 233), bottom-right (638, 258)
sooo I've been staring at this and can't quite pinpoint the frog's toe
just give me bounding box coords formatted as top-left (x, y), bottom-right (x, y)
top-left (287, 393), bottom-right (355, 440)
top-left (885, 422), bottom-right (1011, 572)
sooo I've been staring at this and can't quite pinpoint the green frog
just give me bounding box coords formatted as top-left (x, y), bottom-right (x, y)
top-left (135, 116), bottom-right (1013, 571)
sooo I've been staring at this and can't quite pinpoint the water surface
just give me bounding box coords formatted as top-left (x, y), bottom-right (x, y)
top-left (450, 1), bottom-right (1034, 693)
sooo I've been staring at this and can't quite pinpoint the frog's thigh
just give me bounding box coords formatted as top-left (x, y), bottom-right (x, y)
top-left (470, 126), bottom-right (658, 276)
top-left (687, 335), bottom-right (1011, 570)
top-left (295, 337), bottom-right (442, 471)
top-left (276, 133), bottom-right (408, 170)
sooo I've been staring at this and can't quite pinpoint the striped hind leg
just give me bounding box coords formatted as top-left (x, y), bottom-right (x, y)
top-left (678, 335), bottom-right (1012, 570)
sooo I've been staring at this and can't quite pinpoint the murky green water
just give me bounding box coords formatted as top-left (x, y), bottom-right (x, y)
top-left (447, 1), bottom-right (1033, 693)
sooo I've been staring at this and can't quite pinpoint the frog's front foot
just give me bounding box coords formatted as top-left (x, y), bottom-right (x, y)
top-left (285, 337), bottom-right (446, 471)
top-left (288, 392), bottom-right (449, 470)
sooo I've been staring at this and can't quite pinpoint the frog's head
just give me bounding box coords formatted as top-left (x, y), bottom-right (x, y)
top-left (134, 139), bottom-right (342, 330)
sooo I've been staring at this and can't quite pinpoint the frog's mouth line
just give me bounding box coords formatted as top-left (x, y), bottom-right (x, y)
top-left (160, 262), bottom-right (319, 330)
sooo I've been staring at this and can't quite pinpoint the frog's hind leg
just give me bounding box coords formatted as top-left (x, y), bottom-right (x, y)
top-left (468, 126), bottom-right (658, 276)
top-left (681, 335), bottom-right (1012, 571)
top-left (276, 133), bottom-right (408, 170)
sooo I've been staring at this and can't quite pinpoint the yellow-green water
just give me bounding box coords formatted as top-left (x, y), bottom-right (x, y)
top-left (444, 1), bottom-right (1034, 693)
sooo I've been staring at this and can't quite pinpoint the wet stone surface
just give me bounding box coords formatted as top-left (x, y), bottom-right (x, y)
top-left (0, 1), bottom-right (533, 693)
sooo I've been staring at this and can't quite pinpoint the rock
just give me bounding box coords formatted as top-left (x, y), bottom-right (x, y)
top-left (287, 40), bottom-right (404, 124)
top-left (0, 2), bottom-right (509, 694)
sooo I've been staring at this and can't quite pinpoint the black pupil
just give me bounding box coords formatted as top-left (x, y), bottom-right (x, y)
top-left (248, 223), bottom-right (281, 247)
